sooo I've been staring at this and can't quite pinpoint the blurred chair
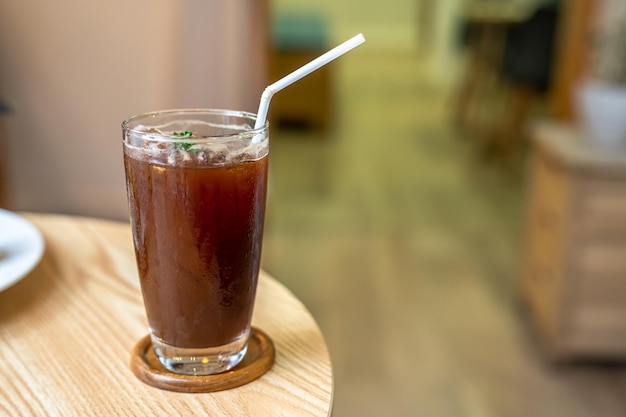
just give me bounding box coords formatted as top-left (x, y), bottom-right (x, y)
top-left (454, 1), bottom-right (561, 162)
top-left (490, 3), bottom-right (560, 160)
top-left (453, 0), bottom-right (536, 130)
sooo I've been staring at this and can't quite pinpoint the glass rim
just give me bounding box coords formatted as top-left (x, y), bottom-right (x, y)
top-left (121, 108), bottom-right (269, 143)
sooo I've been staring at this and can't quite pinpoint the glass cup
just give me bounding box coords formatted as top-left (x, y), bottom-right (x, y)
top-left (122, 109), bottom-right (269, 375)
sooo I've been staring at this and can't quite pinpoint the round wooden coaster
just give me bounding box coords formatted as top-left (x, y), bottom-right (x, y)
top-left (130, 327), bottom-right (275, 393)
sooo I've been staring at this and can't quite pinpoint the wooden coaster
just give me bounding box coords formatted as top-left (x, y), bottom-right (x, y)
top-left (130, 327), bottom-right (275, 393)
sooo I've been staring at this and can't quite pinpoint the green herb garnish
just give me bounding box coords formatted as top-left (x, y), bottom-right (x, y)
top-left (173, 131), bottom-right (194, 151)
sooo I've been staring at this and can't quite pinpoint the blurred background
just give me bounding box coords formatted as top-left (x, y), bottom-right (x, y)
top-left (2, 0), bottom-right (626, 416)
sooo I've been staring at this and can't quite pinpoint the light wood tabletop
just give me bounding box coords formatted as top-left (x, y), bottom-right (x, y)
top-left (0, 213), bottom-right (333, 416)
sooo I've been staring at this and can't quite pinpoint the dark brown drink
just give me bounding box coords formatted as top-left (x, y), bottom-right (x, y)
top-left (124, 154), bottom-right (268, 348)
top-left (122, 109), bottom-right (269, 375)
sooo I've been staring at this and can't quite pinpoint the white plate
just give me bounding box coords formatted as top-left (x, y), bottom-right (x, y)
top-left (0, 209), bottom-right (45, 292)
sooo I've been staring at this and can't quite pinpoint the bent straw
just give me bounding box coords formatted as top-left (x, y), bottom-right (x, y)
top-left (253, 33), bottom-right (366, 136)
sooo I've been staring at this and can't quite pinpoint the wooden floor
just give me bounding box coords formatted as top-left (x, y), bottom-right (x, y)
top-left (260, 51), bottom-right (626, 417)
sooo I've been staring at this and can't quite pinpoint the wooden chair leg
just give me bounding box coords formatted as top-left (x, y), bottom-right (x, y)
top-left (453, 23), bottom-right (507, 134)
top-left (490, 84), bottom-right (536, 163)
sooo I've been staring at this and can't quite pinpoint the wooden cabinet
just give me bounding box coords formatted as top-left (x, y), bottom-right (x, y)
top-left (268, 13), bottom-right (332, 130)
top-left (520, 122), bottom-right (626, 360)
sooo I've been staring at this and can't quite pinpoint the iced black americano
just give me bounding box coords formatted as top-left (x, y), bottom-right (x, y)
top-left (122, 110), bottom-right (268, 374)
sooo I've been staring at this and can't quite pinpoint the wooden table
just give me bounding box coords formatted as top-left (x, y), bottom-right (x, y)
top-left (0, 213), bottom-right (333, 416)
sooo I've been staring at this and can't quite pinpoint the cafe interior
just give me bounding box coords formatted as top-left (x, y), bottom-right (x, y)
top-left (1, 0), bottom-right (626, 415)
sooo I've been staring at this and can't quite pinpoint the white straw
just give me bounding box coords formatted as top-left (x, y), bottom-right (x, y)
top-left (253, 33), bottom-right (366, 134)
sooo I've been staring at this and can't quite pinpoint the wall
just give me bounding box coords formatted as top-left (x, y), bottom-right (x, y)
top-left (0, 0), bottom-right (267, 220)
